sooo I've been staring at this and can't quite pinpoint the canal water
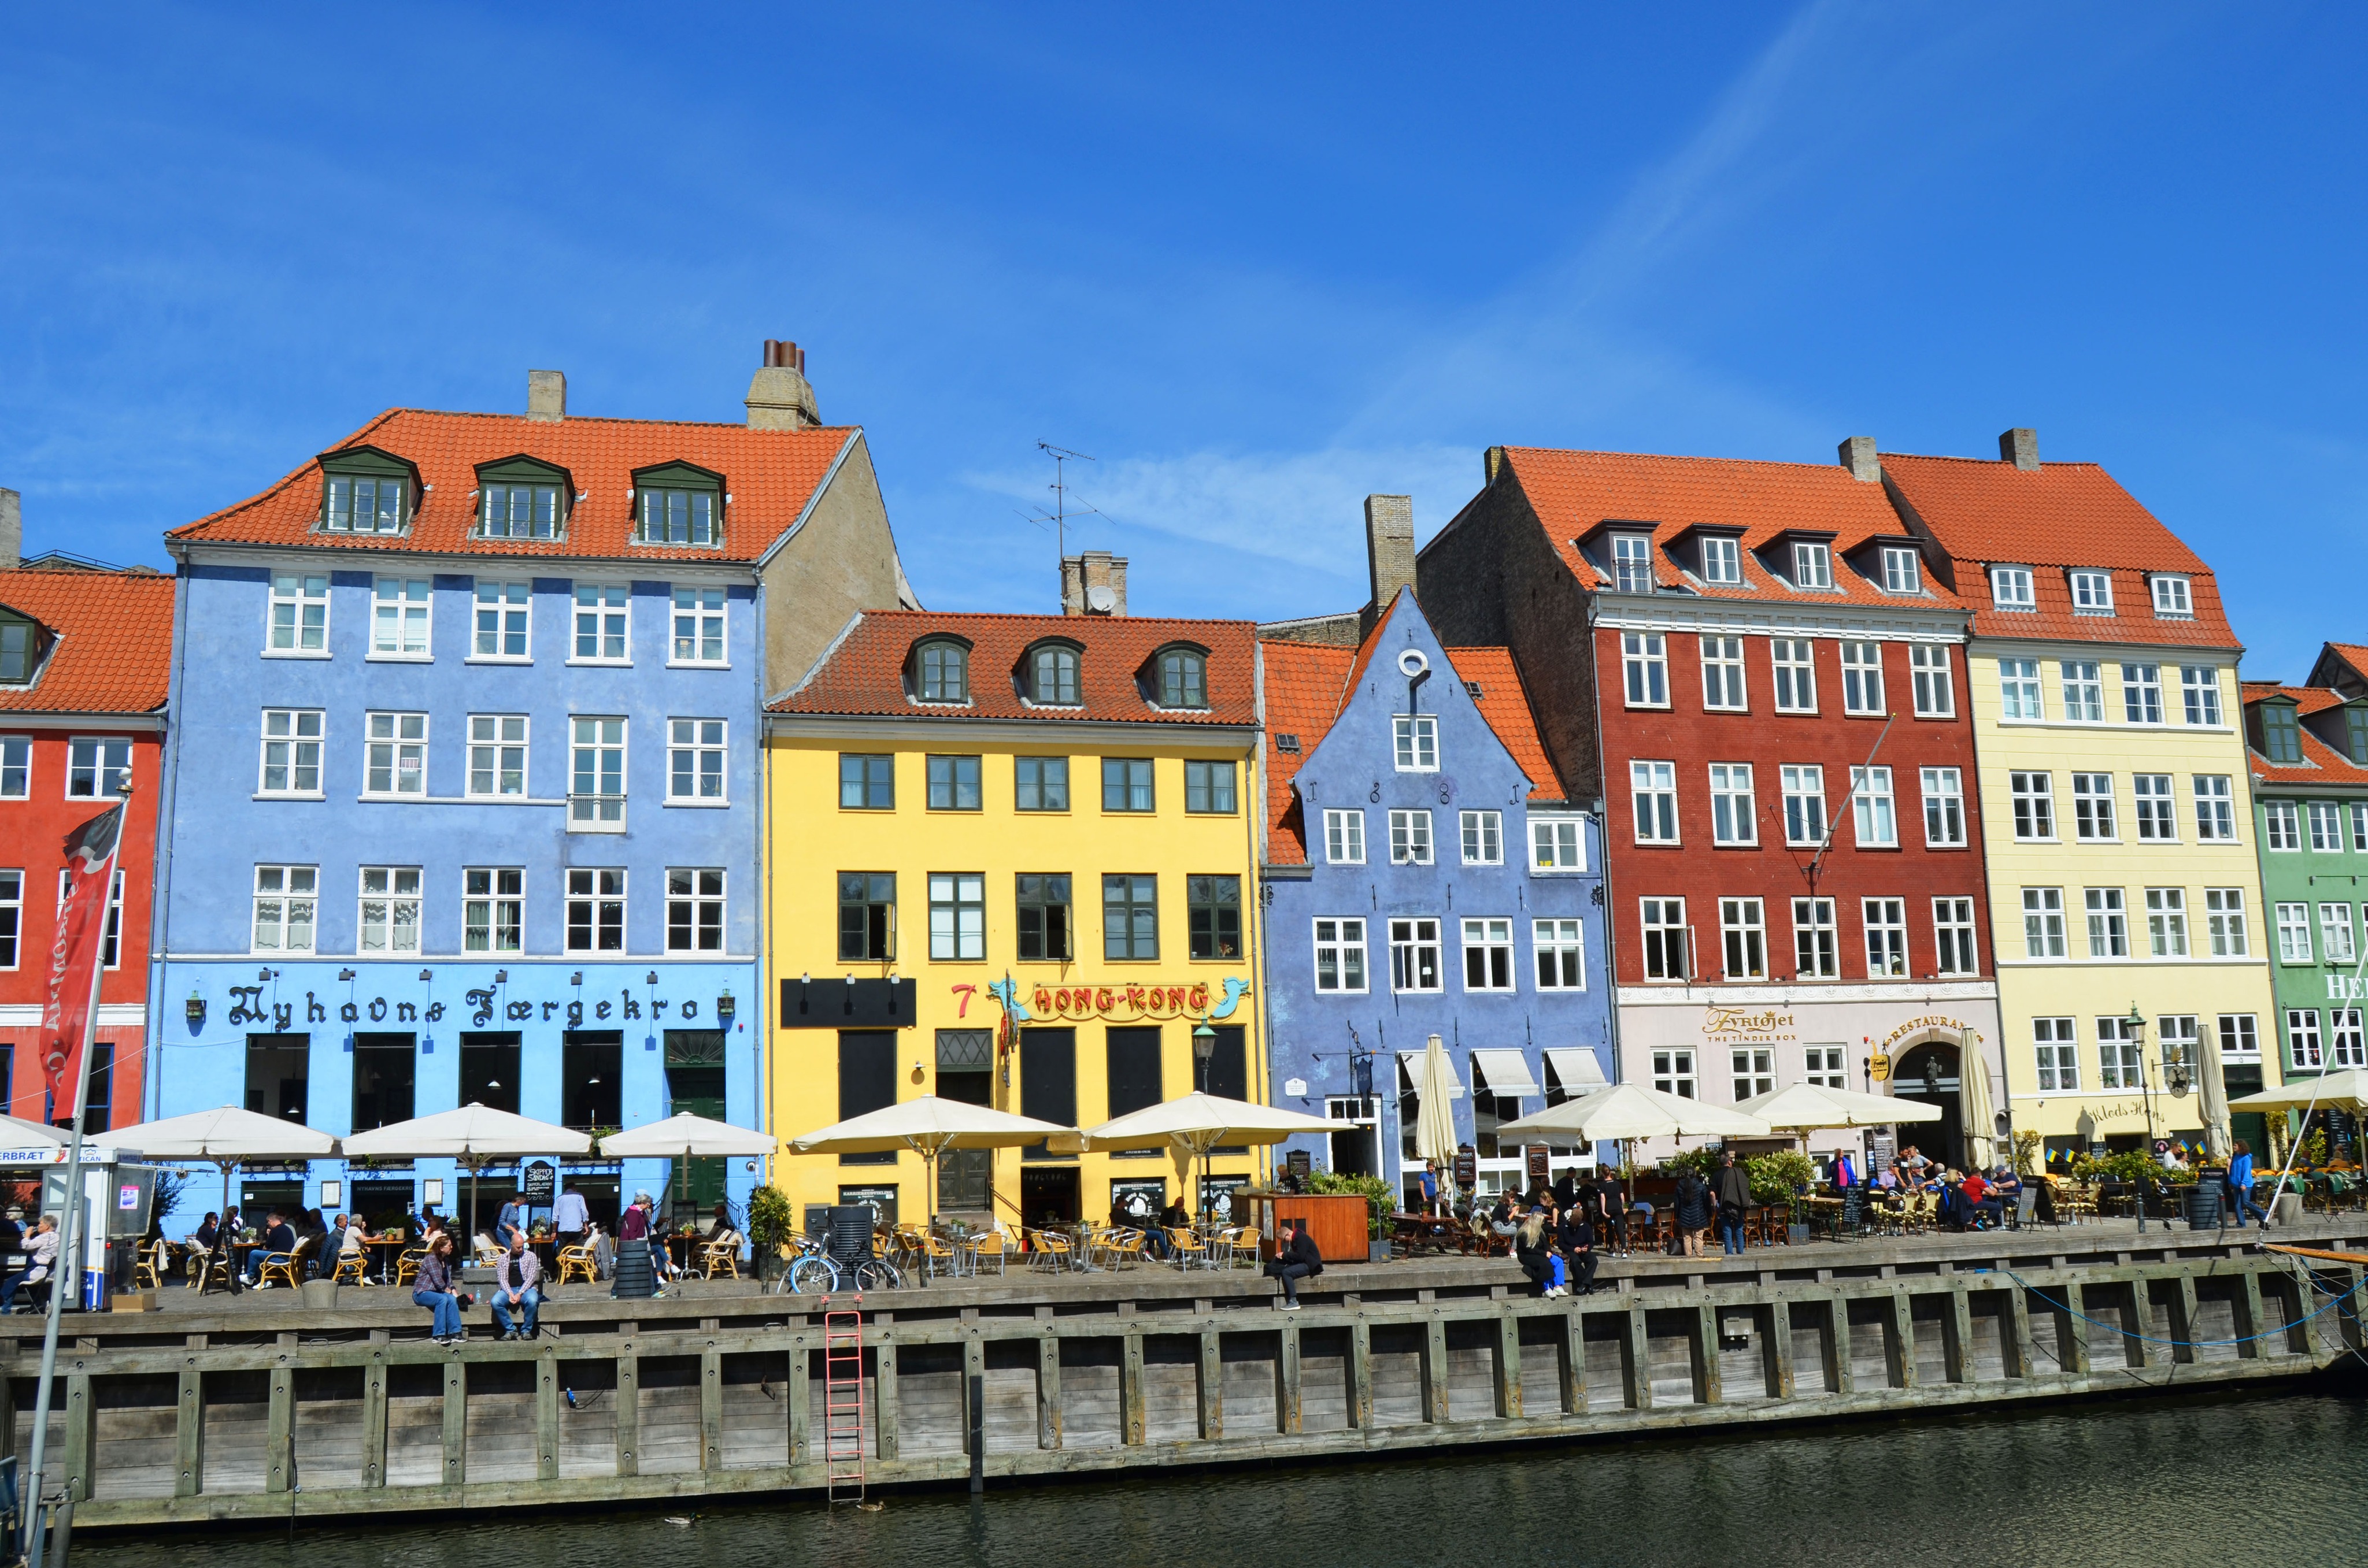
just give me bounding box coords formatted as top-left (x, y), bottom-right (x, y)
top-left (75, 1386), bottom-right (2367, 1567)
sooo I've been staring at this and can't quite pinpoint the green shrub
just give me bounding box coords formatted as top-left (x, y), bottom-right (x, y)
top-left (747, 1184), bottom-right (796, 1281)
top-left (1745, 1150), bottom-right (1815, 1203)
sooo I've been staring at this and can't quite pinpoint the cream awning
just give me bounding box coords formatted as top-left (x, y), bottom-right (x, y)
top-left (1470, 1049), bottom-right (1541, 1098)
top-left (1541, 1048), bottom-right (1608, 1093)
top-left (1396, 1049), bottom-right (1465, 1100)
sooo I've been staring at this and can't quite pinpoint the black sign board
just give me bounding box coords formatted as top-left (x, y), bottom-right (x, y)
top-left (1286, 1149), bottom-right (1312, 1180)
top-left (779, 977), bottom-right (917, 1029)
top-left (1453, 1146), bottom-right (1477, 1192)
top-left (522, 1160), bottom-right (557, 1206)
top-left (1527, 1146), bottom-right (1551, 1187)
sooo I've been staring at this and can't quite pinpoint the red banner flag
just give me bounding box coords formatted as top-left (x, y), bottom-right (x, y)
top-left (43, 803), bottom-right (125, 1117)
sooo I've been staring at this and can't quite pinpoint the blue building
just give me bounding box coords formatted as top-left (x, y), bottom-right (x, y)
top-left (1258, 499), bottom-right (1611, 1207)
top-left (150, 349), bottom-right (912, 1232)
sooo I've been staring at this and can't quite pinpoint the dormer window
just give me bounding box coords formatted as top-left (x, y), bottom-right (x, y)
top-left (2069, 570), bottom-right (2113, 613)
top-left (633, 463), bottom-right (724, 547)
top-left (2151, 574), bottom-right (2193, 617)
top-left (1793, 542), bottom-right (1833, 590)
top-left (1611, 535), bottom-right (1655, 594)
top-left (476, 457), bottom-right (572, 541)
top-left (2259, 701), bottom-right (2302, 765)
top-left (916, 640), bottom-right (970, 703)
top-left (1879, 547), bottom-right (1921, 594)
top-left (1030, 644), bottom-right (1081, 706)
top-left (1989, 565), bottom-right (2035, 610)
top-left (319, 447), bottom-right (416, 535)
top-left (1699, 536), bottom-right (1741, 585)
top-left (2347, 706), bottom-right (2368, 766)
top-left (1156, 647), bottom-right (1208, 709)
top-left (0, 612), bottom-right (41, 685)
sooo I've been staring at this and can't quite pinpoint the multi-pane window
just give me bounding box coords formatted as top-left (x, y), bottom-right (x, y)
top-left (473, 581), bottom-right (530, 658)
top-left (1999, 658), bottom-right (2043, 720)
top-left (1864, 898), bottom-right (1907, 977)
top-left (2334, 1010), bottom-right (2368, 1068)
top-left (1881, 547), bottom-right (1922, 594)
top-left (1850, 766), bottom-right (1896, 847)
top-left (2321, 902), bottom-right (2358, 966)
top-left (565, 869), bottom-right (626, 952)
top-left (482, 480), bottom-right (561, 539)
top-left (2060, 661), bottom-right (2103, 722)
top-left (2009, 772), bottom-right (2054, 840)
top-left (1700, 536), bottom-right (1741, 584)
top-left (1184, 761), bottom-right (1237, 814)
top-left (669, 720), bottom-right (728, 802)
top-left (2289, 1009), bottom-right (2325, 1070)
top-left (2071, 774), bottom-right (2117, 841)
top-left (570, 717), bottom-right (626, 826)
top-left (324, 473), bottom-right (405, 533)
top-left (667, 868), bottom-right (724, 952)
top-left (1730, 1048), bottom-right (1775, 1102)
top-left (2181, 667), bottom-right (2222, 726)
top-left (2122, 663), bottom-right (2164, 724)
top-left (2350, 802), bottom-right (2368, 852)
top-left (253, 865), bottom-right (317, 954)
top-left (1324, 809), bottom-right (1366, 865)
top-left (572, 584), bottom-right (628, 662)
top-left (1989, 566), bottom-right (2034, 609)
top-left (1314, 918), bottom-right (1367, 992)
top-left (2133, 774), bottom-right (2178, 841)
top-left (2151, 574), bottom-right (2193, 616)
top-left (838, 873), bottom-right (896, 960)
top-left (929, 873), bottom-right (987, 961)
top-left (1793, 542), bottom-right (1833, 590)
top-left (2097, 1015), bottom-right (2143, 1089)
top-left (1030, 645), bottom-right (1081, 705)
top-left (2034, 1018), bottom-right (2080, 1091)
top-left (467, 715), bottom-right (527, 797)
top-left (1805, 1046), bottom-right (1848, 1089)
top-left (2084, 888), bottom-right (2129, 959)
top-left (1016, 875), bottom-right (1072, 962)
top-left (1460, 809), bottom-right (1503, 864)
top-left (1389, 917), bottom-right (1442, 992)
top-left (1840, 642), bottom-right (1884, 716)
top-left (2069, 570), bottom-right (2113, 612)
top-left (1720, 898), bottom-right (1766, 980)
top-left (1015, 756), bottom-right (1068, 811)
top-left (66, 736), bottom-right (131, 800)
top-left (1611, 534), bottom-right (1655, 593)
top-left (1652, 1048), bottom-right (1697, 1098)
top-left (924, 753), bottom-right (982, 811)
top-left (1461, 918), bottom-right (1515, 991)
top-left (2192, 777), bottom-right (2238, 844)
top-left (1157, 649), bottom-right (1207, 709)
top-left (1103, 874), bottom-right (1159, 961)
top-left (1709, 764), bottom-right (1755, 846)
top-left (1933, 898), bottom-right (1978, 975)
top-left (1102, 758), bottom-right (1155, 812)
top-left (639, 487), bottom-right (716, 545)
top-left (371, 577), bottom-right (431, 657)
top-left (1781, 765), bottom-right (1826, 846)
top-left (259, 710), bottom-right (324, 795)
top-left (1531, 818), bottom-right (1583, 871)
top-left (1793, 896), bottom-right (1837, 979)
top-left (2147, 888), bottom-right (2189, 957)
top-left (363, 713), bottom-right (427, 797)
top-left (1392, 716), bottom-right (1438, 771)
top-left (1641, 898), bottom-right (1689, 981)
top-left (1771, 638), bottom-right (1816, 712)
top-left (1534, 920), bottom-right (1585, 989)
top-left (0, 735), bottom-right (25, 798)
top-left (1700, 636), bottom-right (1747, 710)
top-left (1632, 761), bottom-right (1678, 844)
top-left (268, 572), bottom-right (329, 654)
top-left (1910, 645), bottom-right (1953, 717)
top-left (464, 868), bottom-right (523, 952)
top-left (2206, 889), bottom-right (2249, 956)
top-left (2265, 800), bottom-right (2301, 851)
top-left (2310, 801), bottom-right (2345, 852)
top-left (2258, 702), bottom-right (2303, 762)
top-left (358, 867), bottom-right (421, 953)
top-left (2219, 1014), bottom-right (2260, 1061)
top-left (1189, 875), bottom-right (1242, 960)
top-left (672, 587), bottom-right (727, 665)
top-left (1621, 633), bottom-right (1668, 707)
top-left (1389, 809), bottom-right (1434, 865)
top-left (2022, 887), bottom-right (2067, 958)
top-left (0, 870), bottom-right (17, 969)
top-left (840, 754), bottom-right (894, 809)
top-left (2276, 903), bottom-right (2314, 963)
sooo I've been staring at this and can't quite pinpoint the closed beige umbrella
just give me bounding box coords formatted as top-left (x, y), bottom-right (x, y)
top-left (2196, 1030), bottom-right (2232, 1162)
top-left (1415, 1033), bottom-right (1459, 1169)
top-left (1960, 1051), bottom-right (1997, 1173)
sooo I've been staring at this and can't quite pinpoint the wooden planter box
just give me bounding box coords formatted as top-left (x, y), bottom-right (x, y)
top-left (1246, 1193), bottom-right (1373, 1264)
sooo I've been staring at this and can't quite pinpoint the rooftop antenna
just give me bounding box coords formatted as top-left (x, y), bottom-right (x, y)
top-left (1026, 442), bottom-right (1100, 566)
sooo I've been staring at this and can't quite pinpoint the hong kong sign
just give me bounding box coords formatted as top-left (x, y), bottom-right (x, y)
top-left (977, 976), bottom-right (1253, 1025)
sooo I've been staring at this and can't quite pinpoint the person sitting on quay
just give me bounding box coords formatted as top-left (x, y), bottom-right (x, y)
top-left (1556, 1191), bottom-right (1599, 1296)
top-left (2, 1215), bottom-right (58, 1312)
top-left (1988, 1167), bottom-right (2025, 1228)
top-left (490, 1231), bottom-right (542, 1340)
top-left (1264, 1218), bottom-right (1323, 1310)
top-left (1512, 1205), bottom-right (1555, 1298)
top-left (1145, 1197), bottom-right (1187, 1261)
top-left (413, 1232), bottom-right (468, 1346)
top-left (246, 1210), bottom-right (297, 1286)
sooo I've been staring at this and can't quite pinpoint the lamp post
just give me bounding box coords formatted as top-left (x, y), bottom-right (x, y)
top-left (2127, 1004), bottom-right (2155, 1233)
top-left (1192, 1021), bottom-right (1218, 1213)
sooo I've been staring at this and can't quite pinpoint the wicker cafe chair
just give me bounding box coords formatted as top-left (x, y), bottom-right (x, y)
top-left (257, 1236), bottom-right (313, 1291)
top-left (132, 1239), bottom-right (168, 1290)
top-left (394, 1248), bottom-right (428, 1287)
top-left (556, 1245), bottom-right (598, 1284)
top-left (331, 1251), bottom-right (368, 1286)
top-left (701, 1240), bottom-right (742, 1280)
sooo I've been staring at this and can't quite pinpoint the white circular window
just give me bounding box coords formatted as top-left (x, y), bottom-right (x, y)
top-left (1397, 648), bottom-right (1430, 677)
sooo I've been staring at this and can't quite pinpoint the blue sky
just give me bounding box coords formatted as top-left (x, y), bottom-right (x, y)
top-left (3, 3), bottom-right (2362, 677)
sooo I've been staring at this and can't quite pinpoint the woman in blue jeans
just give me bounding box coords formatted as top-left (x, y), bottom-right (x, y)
top-left (2227, 1141), bottom-right (2273, 1228)
top-left (413, 1233), bottom-right (466, 1344)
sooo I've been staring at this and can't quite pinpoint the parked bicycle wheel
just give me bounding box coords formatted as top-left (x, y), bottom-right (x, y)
top-left (785, 1254), bottom-right (838, 1293)
top-left (853, 1258), bottom-right (901, 1291)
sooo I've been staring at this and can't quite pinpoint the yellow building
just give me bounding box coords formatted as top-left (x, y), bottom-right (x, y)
top-left (1885, 438), bottom-right (2281, 1162)
top-left (763, 589), bottom-right (1268, 1232)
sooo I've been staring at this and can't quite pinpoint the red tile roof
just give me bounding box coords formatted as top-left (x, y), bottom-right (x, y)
top-left (0, 567), bottom-right (175, 716)
top-left (2314, 644), bottom-right (2368, 690)
top-left (170, 409), bottom-right (857, 563)
top-left (2243, 683), bottom-right (2368, 787)
top-left (1259, 640), bottom-right (1356, 865)
top-left (771, 611), bottom-right (1259, 725)
top-left (1445, 647), bottom-right (1564, 803)
top-left (1493, 446), bottom-right (1965, 611)
top-left (1878, 453), bottom-right (2237, 649)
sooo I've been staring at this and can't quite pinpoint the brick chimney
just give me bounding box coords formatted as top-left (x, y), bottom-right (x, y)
top-left (1061, 551), bottom-right (1127, 616)
top-left (1837, 436), bottom-right (1880, 482)
top-left (1356, 494), bottom-right (1415, 636)
top-left (526, 370), bottom-right (567, 422)
top-left (0, 489), bottom-right (17, 572)
top-left (747, 339), bottom-right (820, 430)
top-left (1999, 428), bottom-right (2039, 470)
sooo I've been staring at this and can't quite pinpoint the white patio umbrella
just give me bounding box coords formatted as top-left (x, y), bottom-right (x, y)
top-left (102, 1106), bottom-right (342, 1290)
top-left (2229, 1070), bottom-right (2368, 1216)
top-left (791, 1096), bottom-right (1078, 1227)
top-left (343, 1103), bottom-right (592, 1239)
top-left (1734, 1082), bottom-right (1944, 1133)
top-left (1499, 1085), bottom-right (1773, 1215)
top-left (600, 1112), bottom-right (776, 1211)
top-left (1414, 1034), bottom-right (1460, 1196)
top-left (1084, 1090), bottom-right (1354, 1221)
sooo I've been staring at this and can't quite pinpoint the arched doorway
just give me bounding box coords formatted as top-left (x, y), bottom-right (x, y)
top-left (1891, 1037), bottom-right (1964, 1172)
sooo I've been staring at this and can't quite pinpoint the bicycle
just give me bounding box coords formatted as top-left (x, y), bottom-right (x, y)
top-left (773, 1237), bottom-right (903, 1293)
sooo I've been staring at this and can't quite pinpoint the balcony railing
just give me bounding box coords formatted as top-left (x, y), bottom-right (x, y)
top-left (568, 793), bottom-right (626, 833)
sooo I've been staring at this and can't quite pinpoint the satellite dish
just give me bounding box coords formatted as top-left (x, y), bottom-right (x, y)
top-left (1086, 584), bottom-right (1116, 613)
top-left (1397, 648), bottom-right (1429, 677)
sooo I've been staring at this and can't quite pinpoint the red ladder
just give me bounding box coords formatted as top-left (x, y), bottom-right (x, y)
top-left (822, 1302), bottom-right (867, 1504)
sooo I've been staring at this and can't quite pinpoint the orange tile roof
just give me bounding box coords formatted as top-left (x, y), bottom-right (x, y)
top-left (1258, 640), bottom-right (1356, 865)
top-left (1878, 453), bottom-right (2237, 650)
top-left (1444, 647), bottom-right (1564, 802)
top-left (2243, 684), bottom-right (2368, 787)
top-left (1492, 446), bottom-right (1964, 611)
top-left (170, 408), bottom-right (857, 563)
top-left (771, 611), bottom-right (1259, 725)
top-left (2315, 644), bottom-right (2368, 688)
top-left (0, 568), bottom-right (175, 715)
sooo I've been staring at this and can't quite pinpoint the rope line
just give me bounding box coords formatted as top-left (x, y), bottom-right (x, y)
top-left (2000, 1266), bottom-right (2363, 1350)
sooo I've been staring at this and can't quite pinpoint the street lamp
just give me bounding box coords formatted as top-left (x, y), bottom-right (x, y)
top-left (1192, 1020), bottom-right (1216, 1091)
top-left (2126, 1004), bottom-right (2156, 1233)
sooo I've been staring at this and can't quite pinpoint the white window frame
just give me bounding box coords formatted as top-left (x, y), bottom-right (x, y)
top-left (1652, 1048), bottom-right (1697, 1099)
top-left (2206, 888), bottom-right (2249, 957)
top-left (669, 584), bottom-right (730, 668)
top-left (1708, 763), bottom-right (1756, 847)
top-left (2070, 773), bottom-right (2117, 843)
top-left (2353, 801), bottom-right (2368, 853)
top-left (1921, 766), bottom-right (1964, 848)
top-left (1849, 765), bottom-right (1896, 848)
top-left (464, 866), bottom-right (525, 954)
top-left (2194, 776), bottom-right (2237, 843)
top-left (2151, 574), bottom-right (2193, 617)
top-left (2319, 902), bottom-right (2357, 966)
top-left (2034, 1018), bottom-right (2080, 1092)
top-left (1700, 635), bottom-right (1747, 711)
top-left (1933, 897), bottom-right (1978, 976)
top-left (2289, 1009), bottom-right (2325, 1071)
top-left (2146, 887), bottom-right (2189, 958)
top-left (2084, 887), bottom-right (2129, 959)
top-left (565, 867), bottom-right (628, 954)
top-left (252, 864), bottom-right (319, 955)
top-left (258, 709), bottom-right (325, 798)
top-left (1533, 918), bottom-right (1586, 991)
top-left (1881, 547), bottom-right (1921, 594)
top-left (1989, 565), bottom-right (2034, 610)
top-left (1621, 633), bottom-right (1668, 709)
top-left (1780, 764), bottom-right (1826, 847)
top-left (2022, 887), bottom-right (2067, 959)
top-left (1388, 808), bottom-right (1434, 866)
top-left (358, 866), bottom-right (422, 954)
top-left (368, 576), bottom-right (432, 661)
top-left (1999, 658), bottom-right (2043, 720)
top-left (0, 870), bottom-right (20, 970)
top-left (1863, 896), bottom-right (1907, 978)
top-left (928, 872), bottom-right (987, 961)
top-left (1459, 809), bottom-right (1503, 866)
top-left (65, 736), bottom-right (131, 802)
top-left (2181, 666), bottom-right (2222, 726)
top-left (1529, 817), bottom-right (1585, 872)
top-left (2060, 660), bottom-right (2103, 722)
top-left (667, 717), bottom-right (728, 806)
top-left (1840, 641), bottom-right (1884, 717)
top-left (1631, 761), bottom-right (1679, 844)
top-left (1460, 917), bottom-right (1516, 992)
top-left (1804, 1045), bottom-right (1848, 1089)
top-left (2276, 902), bottom-right (2314, 963)
top-left (2122, 663), bottom-right (2164, 725)
top-left (2132, 773), bottom-right (2178, 843)
top-left (1910, 644), bottom-right (1953, 718)
top-left (1314, 917), bottom-right (1369, 994)
top-left (1770, 637), bottom-right (1816, 713)
top-left (2335, 1010), bottom-right (2368, 1069)
top-left (2219, 1014), bottom-right (2260, 1062)
top-left (471, 580), bottom-right (532, 662)
top-left (2265, 800), bottom-right (2301, 852)
top-left (569, 716), bottom-right (628, 832)
top-left (569, 583), bottom-right (632, 666)
top-left (2068, 570), bottom-right (2113, 612)
top-left (1793, 542), bottom-right (1833, 590)
top-left (362, 711), bottom-right (428, 799)
top-left (2097, 1015), bottom-right (2143, 1089)
top-left (1730, 1047), bottom-right (1775, 1102)
top-left (1388, 917), bottom-right (1443, 994)
top-left (1392, 714), bottom-right (1438, 772)
top-left (2009, 771), bottom-right (2055, 842)
top-left (265, 571), bottom-right (330, 657)
top-left (0, 735), bottom-right (27, 800)
top-left (1793, 896), bottom-right (1837, 979)
top-left (1611, 534), bottom-right (1655, 594)
top-left (1700, 535), bottom-right (1741, 585)
top-left (1640, 898), bottom-right (1689, 981)
top-left (1323, 809), bottom-right (1366, 865)
top-left (1719, 897), bottom-right (1767, 980)
top-left (2310, 800), bottom-right (2344, 853)
top-left (466, 714), bottom-right (528, 799)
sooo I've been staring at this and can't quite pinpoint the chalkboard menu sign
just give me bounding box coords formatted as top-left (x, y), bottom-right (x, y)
top-left (1527, 1146), bottom-right (1551, 1187)
top-left (1286, 1149), bottom-right (1312, 1180)
top-left (523, 1160), bottom-right (557, 1206)
top-left (1453, 1146), bottom-right (1477, 1192)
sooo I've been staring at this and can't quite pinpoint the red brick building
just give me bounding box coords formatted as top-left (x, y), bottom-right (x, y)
top-left (0, 556), bottom-right (176, 1130)
top-left (1418, 443), bottom-right (2003, 1159)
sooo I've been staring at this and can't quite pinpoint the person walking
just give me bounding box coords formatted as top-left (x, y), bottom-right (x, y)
top-left (490, 1232), bottom-right (542, 1339)
top-left (413, 1232), bottom-right (467, 1345)
top-left (1713, 1151), bottom-right (1752, 1255)
top-left (1264, 1218), bottom-right (1323, 1309)
top-left (612, 1191), bottom-right (658, 1299)
top-left (1673, 1165), bottom-right (1714, 1258)
top-left (2228, 1140), bottom-right (2273, 1228)
top-left (552, 1181), bottom-right (590, 1256)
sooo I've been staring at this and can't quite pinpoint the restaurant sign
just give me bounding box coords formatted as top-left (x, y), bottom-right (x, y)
top-left (1878, 1015), bottom-right (1973, 1051)
top-left (968, 976), bottom-right (1253, 1025)
top-left (1703, 1006), bottom-right (1794, 1045)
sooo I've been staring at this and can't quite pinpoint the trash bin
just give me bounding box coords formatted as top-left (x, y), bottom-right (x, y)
top-left (824, 1206), bottom-right (876, 1272)
top-left (2185, 1183), bottom-right (2223, 1230)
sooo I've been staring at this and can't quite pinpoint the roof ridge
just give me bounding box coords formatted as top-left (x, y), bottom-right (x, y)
top-left (361, 408), bottom-right (861, 434)
top-left (1504, 444), bottom-right (1864, 476)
